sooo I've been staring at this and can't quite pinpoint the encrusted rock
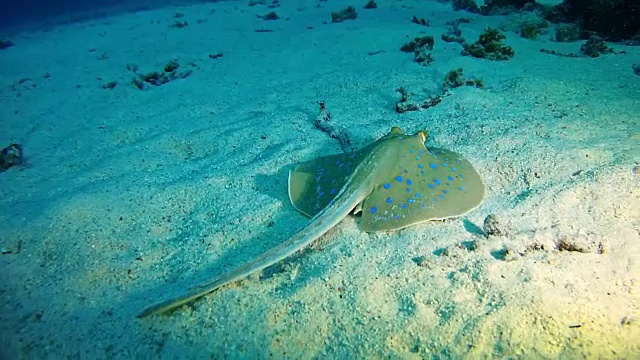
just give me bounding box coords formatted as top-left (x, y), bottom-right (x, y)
top-left (483, 214), bottom-right (505, 236)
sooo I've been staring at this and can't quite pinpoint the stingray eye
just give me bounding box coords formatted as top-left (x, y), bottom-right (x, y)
top-left (390, 126), bottom-right (404, 135)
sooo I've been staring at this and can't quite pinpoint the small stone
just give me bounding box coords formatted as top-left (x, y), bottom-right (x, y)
top-left (0, 39), bottom-right (14, 50)
top-left (0, 238), bottom-right (21, 254)
top-left (555, 235), bottom-right (602, 253)
top-left (483, 214), bottom-right (505, 236)
top-left (0, 143), bottom-right (24, 173)
top-left (621, 315), bottom-right (635, 326)
top-left (364, 0), bottom-right (377, 9)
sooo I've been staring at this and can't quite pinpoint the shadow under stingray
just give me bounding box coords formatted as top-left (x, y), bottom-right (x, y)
top-left (131, 164), bottom-right (339, 317)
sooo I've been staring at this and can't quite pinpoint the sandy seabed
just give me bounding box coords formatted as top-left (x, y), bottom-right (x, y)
top-left (0, 0), bottom-right (638, 358)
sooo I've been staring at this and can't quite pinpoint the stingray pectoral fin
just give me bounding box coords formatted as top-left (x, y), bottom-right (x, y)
top-left (358, 146), bottom-right (484, 232)
top-left (137, 182), bottom-right (368, 318)
top-left (288, 146), bottom-right (372, 218)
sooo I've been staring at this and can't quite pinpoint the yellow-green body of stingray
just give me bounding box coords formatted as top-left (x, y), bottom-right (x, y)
top-left (289, 126), bottom-right (484, 231)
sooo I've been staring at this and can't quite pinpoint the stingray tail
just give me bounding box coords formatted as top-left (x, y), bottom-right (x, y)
top-left (137, 185), bottom-right (365, 318)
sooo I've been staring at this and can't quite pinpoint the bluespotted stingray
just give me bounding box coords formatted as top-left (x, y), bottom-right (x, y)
top-left (138, 127), bottom-right (484, 317)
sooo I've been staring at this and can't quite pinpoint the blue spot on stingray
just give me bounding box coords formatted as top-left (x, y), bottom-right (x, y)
top-left (447, 176), bottom-right (454, 181)
top-left (459, 174), bottom-right (465, 179)
top-left (386, 197), bottom-right (393, 204)
top-left (428, 184), bottom-right (435, 189)
top-left (440, 194), bottom-right (445, 199)
top-left (430, 163), bottom-right (438, 169)
top-left (451, 167), bottom-right (457, 172)
top-left (406, 179), bottom-right (413, 185)
top-left (394, 215), bottom-right (400, 220)
top-left (458, 186), bottom-right (464, 191)
top-left (406, 187), bottom-right (412, 192)
top-left (330, 188), bottom-right (337, 195)
top-left (318, 191), bottom-right (325, 197)
top-left (383, 183), bottom-right (391, 189)
top-left (442, 163), bottom-right (449, 167)
top-left (370, 206), bottom-right (377, 214)
top-left (408, 198), bottom-right (416, 203)
top-left (415, 193), bottom-right (422, 198)
top-left (395, 175), bottom-right (403, 182)
top-left (421, 170), bottom-right (425, 175)
top-left (410, 149), bottom-right (415, 154)
top-left (401, 203), bottom-right (407, 209)
top-left (434, 179), bottom-right (442, 185)
top-left (418, 164), bottom-right (423, 169)
top-left (442, 189), bottom-right (449, 194)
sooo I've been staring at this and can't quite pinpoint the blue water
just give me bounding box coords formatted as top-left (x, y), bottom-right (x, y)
top-left (0, 0), bottom-right (223, 29)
